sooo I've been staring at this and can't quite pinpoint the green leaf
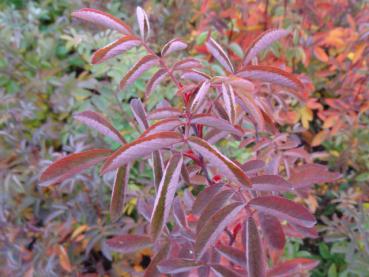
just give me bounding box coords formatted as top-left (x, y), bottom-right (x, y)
top-left (319, 243), bottom-right (330, 259)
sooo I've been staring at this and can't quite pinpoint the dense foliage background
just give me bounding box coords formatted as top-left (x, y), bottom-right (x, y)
top-left (0, 0), bottom-right (368, 276)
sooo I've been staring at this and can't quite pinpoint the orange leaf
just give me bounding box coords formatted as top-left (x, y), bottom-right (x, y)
top-left (313, 46), bottom-right (329, 62)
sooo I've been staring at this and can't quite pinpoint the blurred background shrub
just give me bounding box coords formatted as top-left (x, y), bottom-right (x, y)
top-left (0, 0), bottom-right (368, 276)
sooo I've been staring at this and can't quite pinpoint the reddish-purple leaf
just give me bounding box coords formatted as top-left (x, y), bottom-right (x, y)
top-left (241, 159), bottom-right (265, 173)
top-left (190, 81), bottom-right (211, 113)
top-left (110, 164), bottom-right (131, 222)
top-left (221, 83), bottom-right (237, 124)
top-left (227, 76), bottom-right (255, 92)
top-left (236, 93), bottom-right (265, 131)
top-left (195, 202), bottom-right (244, 259)
top-left (161, 38), bottom-right (188, 57)
top-left (289, 224), bottom-right (319, 239)
top-left (215, 244), bottom-right (246, 266)
top-left (130, 98), bottom-right (149, 131)
top-left (120, 55), bottom-right (159, 90)
top-left (136, 7), bottom-right (150, 41)
top-left (188, 136), bottom-right (251, 186)
top-left (150, 154), bottom-right (183, 241)
top-left (181, 70), bottom-right (211, 82)
top-left (251, 175), bottom-right (293, 192)
top-left (191, 183), bottom-right (223, 215)
top-left (205, 37), bottom-right (234, 73)
top-left (152, 150), bottom-right (164, 191)
top-left (141, 118), bottom-right (182, 137)
top-left (246, 217), bottom-right (266, 277)
top-left (106, 234), bottom-right (152, 253)
top-left (210, 264), bottom-right (244, 277)
top-left (158, 259), bottom-right (202, 274)
top-left (72, 8), bottom-right (132, 34)
top-left (259, 212), bottom-right (285, 250)
top-left (144, 242), bottom-right (170, 277)
top-left (173, 58), bottom-right (202, 71)
top-left (101, 131), bottom-right (183, 174)
top-left (267, 258), bottom-right (320, 277)
top-left (137, 198), bottom-right (153, 221)
top-left (146, 69), bottom-right (168, 98)
top-left (191, 114), bottom-right (243, 136)
top-left (243, 29), bottom-right (290, 65)
top-left (197, 190), bottom-right (234, 233)
top-left (147, 107), bottom-right (182, 120)
top-left (237, 65), bottom-right (303, 90)
top-left (173, 198), bottom-right (188, 229)
top-left (288, 164), bottom-right (341, 189)
top-left (40, 149), bottom-right (112, 187)
top-left (91, 35), bottom-right (141, 64)
top-left (249, 196), bottom-right (316, 228)
top-left (74, 111), bottom-right (125, 143)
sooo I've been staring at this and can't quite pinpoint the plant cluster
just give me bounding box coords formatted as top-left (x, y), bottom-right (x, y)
top-left (37, 6), bottom-right (343, 276)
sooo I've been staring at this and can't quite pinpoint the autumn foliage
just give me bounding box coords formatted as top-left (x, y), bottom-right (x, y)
top-left (1, 0), bottom-right (368, 276)
top-left (37, 5), bottom-right (343, 276)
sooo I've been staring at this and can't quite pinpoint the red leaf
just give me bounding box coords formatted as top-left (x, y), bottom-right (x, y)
top-left (221, 83), bottom-right (237, 124)
top-left (238, 65), bottom-right (303, 91)
top-left (195, 202), bottom-right (244, 259)
top-left (146, 69), bottom-right (168, 98)
top-left (147, 107), bottom-right (182, 120)
top-left (249, 196), bottom-right (316, 228)
top-left (130, 98), bottom-right (149, 131)
top-left (188, 136), bottom-right (251, 186)
top-left (141, 118), bottom-right (182, 137)
top-left (144, 242), bottom-right (169, 277)
top-left (101, 131), bottom-right (183, 174)
top-left (210, 264), bottom-right (244, 277)
top-left (173, 58), bottom-right (202, 71)
top-left (173, 198), bottom-right (188, 229)
top-left (243, 29), bottom-right (290, 65)
top-left (251, 175), bottom-right (293, 192)
top-left (120, 55), bottom-right (158, 90)
top-left (288, 164), bottom-right (341, 189)
top-left (181, 70), bottom-right (211, 82)
top-left (107, 234), bottom-right (152, 253)
top-left (267, 258), bottom-right (319, 277)
top-left (150, 154), bottom-right (183, 240)
top-left (191, 114), bottom-right (243, 136)
top-left (136, 7), bottom-right (150, 41)
top-left (196, 190), bottom-right (234, 233)
top-left (236, 93), bottom-right (265, 131)
top-left (110, 164), bottom-right (131, 222)
top-left (246, 217), bottom-right (266, 277)
top-left (72, 8), bottom-right (132, 34)
top-left (190, 81), bottom-right (211, 113)
top-left (158, 259), bottom-right (202, 274)
top-left (241, 159), bottom-right (265, 173)
top-left (215, 244), bottom-right (246, 266)
top-left (259, 212), bottom-right (285, 250)
top-left (161, 38), bottom-right (188, 57)
top-left (74, 111), bottom-right (125, 143)
top-left (191, 183), bottom-right (223, 215)
top-left (40, 149), bottom-right (112, 187)
top-left (91, 35), bottom-right (141, 64)
top-left (205, 37), bottom-right (234, 73)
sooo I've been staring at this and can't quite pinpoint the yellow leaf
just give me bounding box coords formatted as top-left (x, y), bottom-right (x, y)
top-left (352, 42), bottom-right (366, 63)
top-left (299, 106), bottom-right (313, 129)
top-left (71, 225), bottom-right (89, 240)
top-left (312, 130), bottom-right (329, 146)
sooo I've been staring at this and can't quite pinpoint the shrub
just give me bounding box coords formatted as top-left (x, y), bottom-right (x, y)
top-left (39, 6), bottom-right (342, 276)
